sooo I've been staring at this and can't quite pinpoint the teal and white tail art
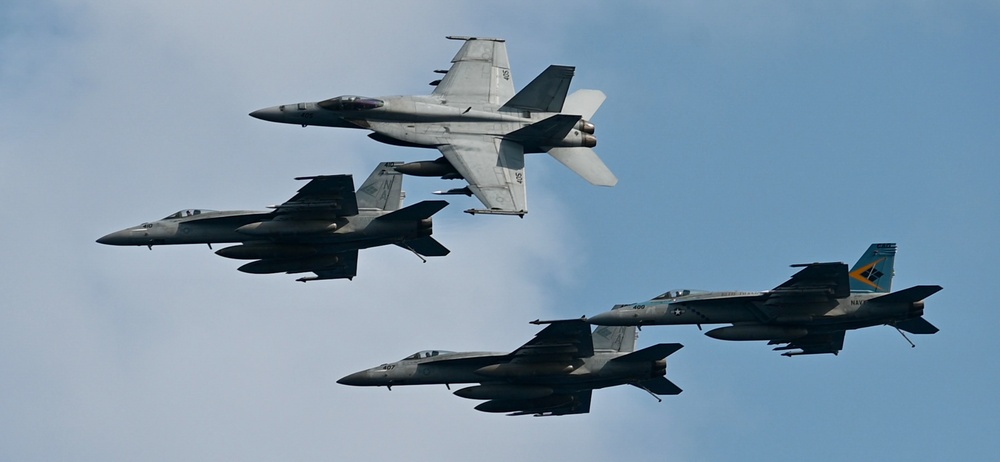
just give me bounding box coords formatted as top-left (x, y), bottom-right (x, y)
top-left (849, 243), bottom-right (896, 293)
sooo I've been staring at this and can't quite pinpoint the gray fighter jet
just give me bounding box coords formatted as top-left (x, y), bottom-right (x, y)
top-left (250, 36), bottom-right (616, 217)
top-left (337, 318), bottom-right (682, 416)
top-left (97, 162), bottom-right (448, 282)
top-left (588, 243), bottom-right (942, 356)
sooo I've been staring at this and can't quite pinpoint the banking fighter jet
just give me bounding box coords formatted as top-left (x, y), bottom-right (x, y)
top-left (97, 162), bottom-right (448, 282)
top-left (338, 317), bottom-right (682, 416)
top-left (588, 244), bottom-right (942, 356)
top-left (250, 36), bottom-right (616, 217)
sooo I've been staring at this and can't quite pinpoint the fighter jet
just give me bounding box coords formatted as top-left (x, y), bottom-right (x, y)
top-left (250, 36), bottom-right (616, 217)
top-left (97, 162), bottom-right (449, 282)
top-left (588, 243), bottom-right (942, 356)
top-left (337, 318), bottom-right (682, 416)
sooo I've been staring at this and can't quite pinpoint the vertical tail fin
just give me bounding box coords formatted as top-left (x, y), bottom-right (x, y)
top-left (500, 65), bottom-right (575, 112)
top-left (592, 325), bottom-right (637, 352)
top-left (849, 243), bottom-right (896, 293)
top-left (592, 306), bottom-right (637, 352)
top-left (356, 162), bottom-right (404, 211)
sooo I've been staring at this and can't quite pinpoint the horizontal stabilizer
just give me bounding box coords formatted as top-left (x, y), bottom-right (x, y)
top-left (612, 343), bottom-right (683, 363)
top-left (500, 65), bottom-right (575, 112)
top-left (548, 147), bottom-right (618, 186)
top-left (633, 377), bottom-right (682, 396)
top-left (561, 89), bottom-right (606, 120)
top-left (398, 236), bottom-right (450, 257)
top-left (894, 316), bottom-right (940, 335)
top-left (377, 200), bottom-right (448, 221)
top-left (506, 114), bottom-right (581, 146)
top-left (870, 285), bottom-right (943, 304)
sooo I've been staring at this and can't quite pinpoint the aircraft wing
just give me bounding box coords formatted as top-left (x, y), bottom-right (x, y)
top-left (432, 37), bottom-right (514, 106)
top-left (438, 138), bottom-right (527, 215)
top-left (272, 174), bottom-right (359, 218)
top-left (509, 319), bottom-right (594, 360)
top-left (768, 262), bottom-right (851, 302)
top-left (770, 331), bottom-right (846, 357)
top-left (296, 250), bottom-right (359, 282)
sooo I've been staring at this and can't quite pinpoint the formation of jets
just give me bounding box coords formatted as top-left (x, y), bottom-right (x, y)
top-left (98, 37), bottom-right (943, 416)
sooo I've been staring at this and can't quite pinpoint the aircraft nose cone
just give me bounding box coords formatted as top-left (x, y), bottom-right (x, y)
top-left (337, 371), bottom-right (372, 387)
top-left (587, 312), bottom-right (612, 325)
top-left (249, 106), bottom-right (283, 122)
top-left (96, 230), bottom-right (128, 245)
top-left (587, 310), bottom-right (629, 326)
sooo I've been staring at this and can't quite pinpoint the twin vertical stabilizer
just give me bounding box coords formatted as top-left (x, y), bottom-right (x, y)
top-left (849, 243), bottom-right (897, 293)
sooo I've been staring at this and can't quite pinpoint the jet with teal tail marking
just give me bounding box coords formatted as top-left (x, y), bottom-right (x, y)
top-left (588, 243), bottom-right (941, 356)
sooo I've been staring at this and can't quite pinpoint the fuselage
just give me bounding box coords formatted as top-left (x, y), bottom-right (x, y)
top-left (590, 290), bottom-right (924, 335)
top-left (337, 349), bottom-right (662, 391)
top-left (253, 95), bottom-right (536, 127)
top-left (249, 94), bottom-right (596, 152)
top-left (97, 208), bottom-right (428, 249)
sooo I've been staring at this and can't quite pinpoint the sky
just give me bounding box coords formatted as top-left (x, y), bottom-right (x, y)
top-left (1, 1), bottom-right (998, 460)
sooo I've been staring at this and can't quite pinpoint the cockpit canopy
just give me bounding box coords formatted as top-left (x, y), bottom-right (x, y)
top-left (317, 95), bottom-right (384, 111)
top-left (651, 289), bottom-right (703, 301)
top-left (161, 209), bottom-right (214, 220)
top-left (401, 350), bottom-right (454, 361)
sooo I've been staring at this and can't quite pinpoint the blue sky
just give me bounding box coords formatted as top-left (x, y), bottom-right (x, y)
top-left (2, 1), bottom-right (997, 461)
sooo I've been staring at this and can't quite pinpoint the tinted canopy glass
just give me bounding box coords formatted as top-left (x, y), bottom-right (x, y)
top-left (317, 95), bottom-right (384, 111)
